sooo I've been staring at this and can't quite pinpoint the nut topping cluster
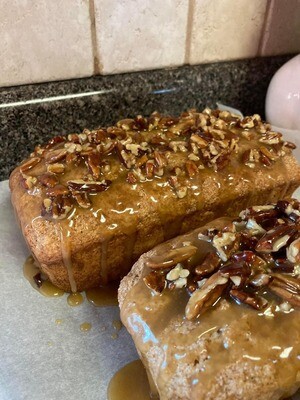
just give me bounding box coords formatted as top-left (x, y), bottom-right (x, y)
top-left (144, 199), bottom-right (300, 320)
top-left (19, 109), bottom-right (296, 219)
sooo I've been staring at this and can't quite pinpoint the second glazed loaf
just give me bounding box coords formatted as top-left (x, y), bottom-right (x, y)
top-left (9, 109), bottom-right (300, 292)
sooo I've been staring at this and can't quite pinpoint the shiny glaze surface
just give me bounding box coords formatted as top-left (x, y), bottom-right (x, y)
top-left (121, 220), bottom-right (300, 400)
top-left (14, 110), bottom-right (298, 293)
top-left (107, 360), bottom-right (153, 400)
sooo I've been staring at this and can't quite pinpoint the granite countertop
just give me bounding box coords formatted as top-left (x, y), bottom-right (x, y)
top-left (0, 55), bottom-right (293, 180)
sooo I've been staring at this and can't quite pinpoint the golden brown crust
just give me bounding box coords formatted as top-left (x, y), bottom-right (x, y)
top-left (9, 109), bottom-right (300, 292)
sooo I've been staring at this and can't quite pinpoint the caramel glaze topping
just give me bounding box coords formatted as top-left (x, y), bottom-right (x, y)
top-left (144, 199), bottom-right (300, 319)
top-left (18, 108), bottom-right (296, 221)
top-left (121, 211), bottom-right (300, 400)
top-left (16, 109), bottom-right (298, 292)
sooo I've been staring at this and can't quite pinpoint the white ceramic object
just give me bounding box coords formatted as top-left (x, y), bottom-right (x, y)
top-left (266, 54), bottom-right (300, 130)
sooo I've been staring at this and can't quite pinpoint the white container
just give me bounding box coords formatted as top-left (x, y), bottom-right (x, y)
top-left (266, 54), bottom-right (300, 130)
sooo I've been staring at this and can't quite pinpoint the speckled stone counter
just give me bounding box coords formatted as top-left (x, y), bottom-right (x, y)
top-left (0, 55), bottom-right (292, 180)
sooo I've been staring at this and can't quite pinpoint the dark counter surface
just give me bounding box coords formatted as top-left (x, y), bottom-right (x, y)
top-left (0, 55), bottom-right (292, 180)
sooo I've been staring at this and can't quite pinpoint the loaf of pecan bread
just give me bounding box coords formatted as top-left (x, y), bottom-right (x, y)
top-left (119, 199), bottom-right (300, 400)
top-left (9, 109), bottom-right (300, 292)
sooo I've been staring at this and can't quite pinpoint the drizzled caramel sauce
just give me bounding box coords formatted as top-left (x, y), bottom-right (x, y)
top-left (107, 360), bottom-right (153, 400)
top-left (15, 114), bottom-right (297, 299)
top-left (23, 256), bottom-right (64, 297)
top-left (80, 322), bottom-right (91, 332)
top-left (67, 292), bottom-right (84, 307)
top-left (23, 255), bottom-right (119, 307)
top-left (85, 283), bottom-right (118, 307)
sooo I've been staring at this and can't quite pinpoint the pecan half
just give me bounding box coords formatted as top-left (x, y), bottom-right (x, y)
top-left (146, 245), bottom-right (198, 269)
top-left (45, 149), bottom-right (68, 164)
top-left (185, 272), bottom-right (229, 319)
top-left (255, 225), bottom-right (297, 253)
top-left (20, 157), bottom-right (41, 173)
top-left (269, 274), bottom-right (300, 307)
top-left (67, 179), bottom-right (111, 193)
top-left (87, 152), bottom-right (101, 179)
top-left (230, 289), bottom-right (268, 310)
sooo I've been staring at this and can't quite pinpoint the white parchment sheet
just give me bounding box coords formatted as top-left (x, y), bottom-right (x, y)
top-left (0, 180), bottom-right (138, 400)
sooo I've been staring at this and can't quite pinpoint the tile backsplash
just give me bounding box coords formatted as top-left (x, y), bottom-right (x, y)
top-left (1, 0), bottom-right (299, 87)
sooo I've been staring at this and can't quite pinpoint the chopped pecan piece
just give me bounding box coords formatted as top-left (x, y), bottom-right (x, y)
top-left (249, 273), bottom-right (272, 288)
top-left (219, 261), bottom-right (251, 277)
top-left (143, 271), bottom-right (166, 293)
top-left (41, 196), bottom-right (73, 220)
top-left (194, 252), bottom-right (221, 278)
top-left (126, 172), bottom-right (137, 184)
top-left (38, 173), bottom-right (59, 188)
top-left (22, 175), bottom-right (38, 190)
top-left (145, 160), bottom-right (155, 179)
top-left (185, 160), bottom-right (198, 177)
top-left (272, 258), bottom-right (295, 273)
top-left (190, 134), bottom-right (208, 148)
top-left (47, 163), bottom-right (65, 174)
top-left (286, 237), bottom-right (300, 263)
top-left (72, 192), bottom-right (91, 209)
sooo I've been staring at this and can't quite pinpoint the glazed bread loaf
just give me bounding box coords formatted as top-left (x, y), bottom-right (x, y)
top-left (9, 109), bottom-right (300, 292)
top-left (118, 199), bottom-right (300, 400)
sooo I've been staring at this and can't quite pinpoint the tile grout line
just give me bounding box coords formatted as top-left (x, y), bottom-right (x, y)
top-left (89, 0), bottom-right (102, 75)
top-left (184, 0), bottom-right (195, 65)
top-left (257, 0), bottom-right (274, 57)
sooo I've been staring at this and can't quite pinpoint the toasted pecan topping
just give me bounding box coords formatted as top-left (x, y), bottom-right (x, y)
top-left (144, 199), bottom-right (300, 318)
top-left (19, 109), bottom-right (297, 218)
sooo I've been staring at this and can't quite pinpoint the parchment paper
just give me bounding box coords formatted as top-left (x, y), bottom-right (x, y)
top-left (2, 156), bottom-right (300, 399)
top-left (0, 180), bottom-right (138, 400)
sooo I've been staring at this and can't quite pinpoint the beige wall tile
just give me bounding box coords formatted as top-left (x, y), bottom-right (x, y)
top-left (0, 0), bottom-right (93, 87)
top-left (94, 0), bottom-right (189, 74)
top-left (260, 0), bottom-right (300, 56)
top-left (188, 0), bottom-right (268, 64)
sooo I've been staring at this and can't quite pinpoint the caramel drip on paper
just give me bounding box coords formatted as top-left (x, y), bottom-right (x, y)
top-left (85, 283), bottom-right (118, 307)
top-left (23, 256), bottom-right (64, 297)
top-left (67, 292), bottom-right (84, 306)
top-left (107, 360), bottom-right (154, 400)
